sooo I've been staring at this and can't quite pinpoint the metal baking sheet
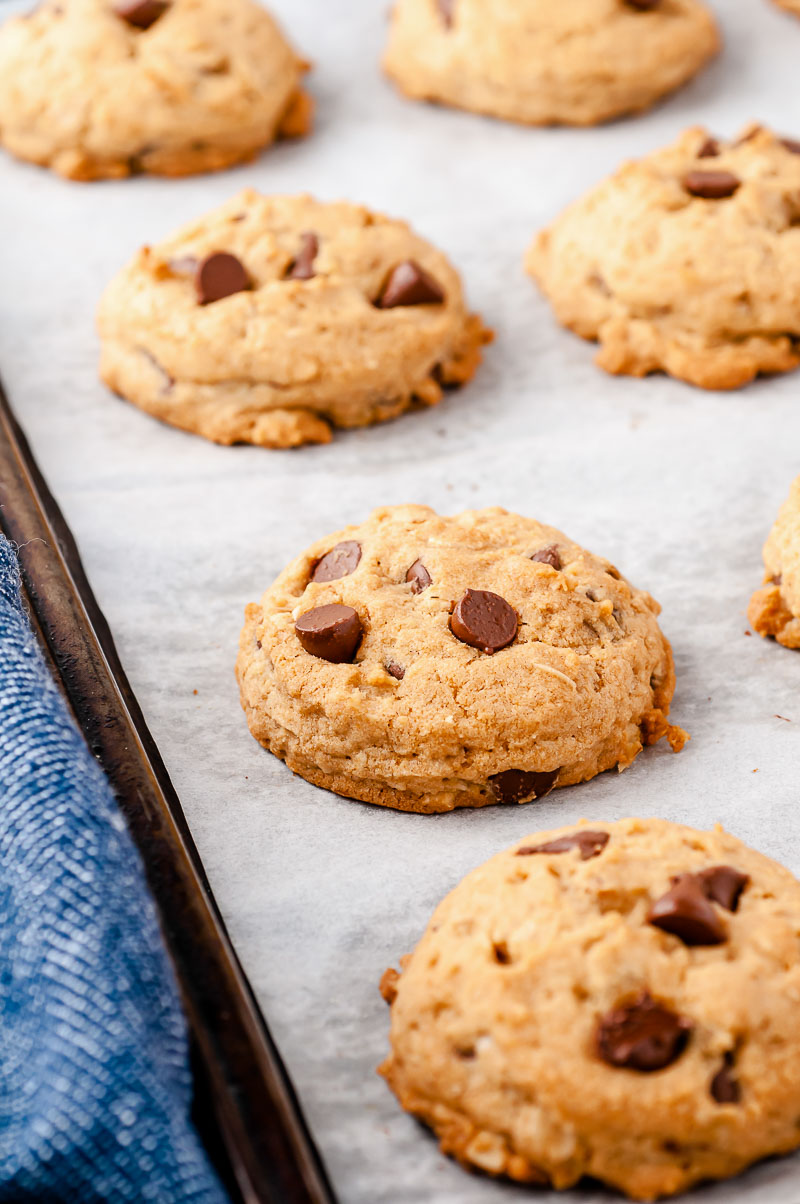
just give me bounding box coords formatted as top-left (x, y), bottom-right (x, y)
top-left (2, 0), bottom-right (800, 1199)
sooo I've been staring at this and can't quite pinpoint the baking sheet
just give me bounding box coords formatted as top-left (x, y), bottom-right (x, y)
top-left (2, 1), bottom-right (800, 1198)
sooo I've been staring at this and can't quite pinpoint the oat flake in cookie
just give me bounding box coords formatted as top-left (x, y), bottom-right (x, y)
top-left (236, 505), bottom-right (685, 814)
top-left (527, 124), bottom-right (800, 390)
top-left (0, 0), bottom-right (312, 181)
top-left (97, 192), bottom-right (491, 448)
top-left (383, 0), bottom-right (719, 128)
top-left (749, 473), bottom-right (800, 648)
top-left (380, 818), bottom-right (800, 1199)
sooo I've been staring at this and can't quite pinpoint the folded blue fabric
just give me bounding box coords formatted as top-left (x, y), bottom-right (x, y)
top-left (0, 536), bottom-right (228, 1203)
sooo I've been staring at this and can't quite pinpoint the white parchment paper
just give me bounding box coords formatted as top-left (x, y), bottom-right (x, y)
top-left (2, 1), bottom-right (800, 1198)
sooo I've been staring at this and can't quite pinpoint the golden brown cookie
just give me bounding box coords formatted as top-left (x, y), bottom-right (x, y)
top-left (380, 818), bottom-right (800, 1200)
top-left (527, 125), bottom-right (800, 390)
top-left (749, 474), bottom-right (800, 648)
top-left (0, 0), bottom-right (311, 180)
top-left (384, 0), bottom-right (719, 128)
top-left (97, 192), bottom-right (491, 448)
top-left (236, 505), bottom-right (685, 813)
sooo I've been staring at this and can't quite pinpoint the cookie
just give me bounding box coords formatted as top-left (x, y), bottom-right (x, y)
top-left (774, 0), bottom-right (800, 14)
top-left (527, 125), bottom-right (800, 390)
top-left (97, 193), bottom-right (490, 448)
top-left (236, 505), bottom-right (685, 814)
top-left (0, 0), bottom-right (311, 180)
top-left (748, 474), bottom-right (800, 648)
top-left (383, 0), bottom-right (719, 128)
top-left (379, 817), bottom-right (800, 1200)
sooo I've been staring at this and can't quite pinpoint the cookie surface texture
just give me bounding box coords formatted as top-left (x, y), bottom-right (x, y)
top-left (236, 505), bottom-right (684, 813)
top-left (380, 817), bottom-right (800, 1199)
top-left (97, 192), bottom-right (491, 447)
top-left (749, 474), bottom-right (800, 648)
top-left (384, 0), bottom-right (719, 127)
top-left (526, 125), bottom-right (800, 390)
top-left (0, 0), bottom-right (311, 180)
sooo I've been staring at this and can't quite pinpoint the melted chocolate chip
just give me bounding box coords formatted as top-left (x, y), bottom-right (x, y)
top-left (697, 137), bottom-right (720, 158)
top-left (295, 604), bottom-right (362, 663)
top-left (114, 0), bottom-right (168, 28)
top-left (695, 865), bottom-right (749, 912)
top-left (711, 1054), bottom-right (741, 1104)
top-left (596, 992), bottom-right (691, 1072)
top-left (647, 875), bottom-right (726, 946)
top-left (531, 545), bottom-right (562, 570)
top-left (489, 769), bottom-right (559, 804)
top-left (437, 0), bottom-right (455, 24)
top-left (406, 560), bottom-right (432, 593)
top-left (195, 252), bottom-right (251, 305)
top-left (377, 261), bottom-right (445, 308)
top-left (286, 232), bottom-right (319, 281)
top-left (781, 138), bottom-right (800, 155)
top-left (683, 170), bottom-right (741, 199)
top-left (516, 830), bottom-right (609, 860)
top-left (625, 0), bottom-right (660, 7)
top-left (387, 662), bottom-right (405, 680)
top-left (450, 589), bottom-right (517, 654)
top-left (311, 541), bottom-right (361, 583)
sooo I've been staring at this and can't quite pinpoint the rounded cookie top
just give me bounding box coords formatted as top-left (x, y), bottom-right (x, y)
top-left (384, 0), bottom-right (719, 128)
top-left (0, 0), bottom-right (310, 180)
top-left (380, 817), bottom-right (800, 1200)
top-left (749, 473), bottom-right (800, 649)
top-left (97, 193), bottom-right (490, 448)
top-left (236, 505), bottom-right (682, 813)
top-left (527, 125), bottom-right (800, 390)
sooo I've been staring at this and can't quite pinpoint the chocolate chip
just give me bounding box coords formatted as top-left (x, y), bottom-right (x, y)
top-left (437, 0), bottom-right (455, 24)
top-left (695, 866), bottom-right (749, 912)
top-left (596, 992), bottom-right (691, 1072)
top-left (195, 252), bottom-right (251, 305)
top-left (516, 830), bottom-right (609, 860)
top-left (697, 137), bottom-right (720, 158)
top-left (781, 138), bottom-right (800, 155)
top-left (286, 232), bottom-right (319, 281)
top-left (387, 662), bottom-right (405, 680)
top-left (377, 261), bottom-right (445, 308)
top-left (711, 1054), bottom-right (741, 1104)
top-left (683, 170), bottom-right (741, 199)
top-left (624, 0), bottom-right (661, 8)
top-left (406, 560), bottom-right (432, 593)
top-left (295, 604), bottom-right (362, 663)
top-left (311, 541), bottom-right (361, 583)
top-left (531, 545), bottom-right (562, 570)
top-left (114, 0), bottom-right (169, 28)
top-left (450, 589), bottom-right (517, 654)
top-left (489, 769), bottom-right (559, 804)
top-left (647, 875), bottom-right (726, 946)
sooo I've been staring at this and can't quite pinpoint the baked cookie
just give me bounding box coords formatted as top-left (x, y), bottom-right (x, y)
top-left (383, 0), bottom-right (719, 128)
top-left (0, 0), bottom-right (311, 180)
top-left (774, 0), bottom-right (800, 14)
top-left (97, 193), bottom-right (490, 448)
top-left (748, 474), bottom-right (800, 648)
top-left (527, 125), bottom-right (800, 390)
top-left (236, 506), bottom-right (685, 813)
top-left (380, 817), bottom-right (800, 1200)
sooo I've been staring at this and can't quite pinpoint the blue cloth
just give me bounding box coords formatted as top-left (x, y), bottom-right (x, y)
top-left (0, 536), bottom-right (228, 1203)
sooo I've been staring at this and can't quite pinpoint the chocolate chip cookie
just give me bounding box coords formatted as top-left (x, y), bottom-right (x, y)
top-left (0, 0), bottom-right (311, 180)
top-left (97, 192), bottom-right (491, 447)
top-left (774, 0), bottom-right (800, 15)
top-left (384, 0), bottom-right (719, 128)
top-left (236, 506), bottom-right (685, 813)
top-left (527, 125), bottom-right (800, 390)
top-left (380, 817), bottom-right (800, 1199)
top-left (749, 474), bottom-right (800, 649)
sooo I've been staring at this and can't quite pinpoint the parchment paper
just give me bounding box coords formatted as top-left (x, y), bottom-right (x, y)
top-left (2, 1), bottom-right (800, 1198)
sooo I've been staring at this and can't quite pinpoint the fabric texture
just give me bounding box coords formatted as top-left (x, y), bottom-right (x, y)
top-left (0, 535), bottom-right (228, 1203)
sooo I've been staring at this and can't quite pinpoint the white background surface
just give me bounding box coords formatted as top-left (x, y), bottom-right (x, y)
top-left (2, 1), bottom-right (800, 1199)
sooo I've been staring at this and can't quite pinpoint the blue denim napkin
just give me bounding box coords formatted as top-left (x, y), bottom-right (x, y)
top-left (0, 535), bottom-right (228, 1203)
